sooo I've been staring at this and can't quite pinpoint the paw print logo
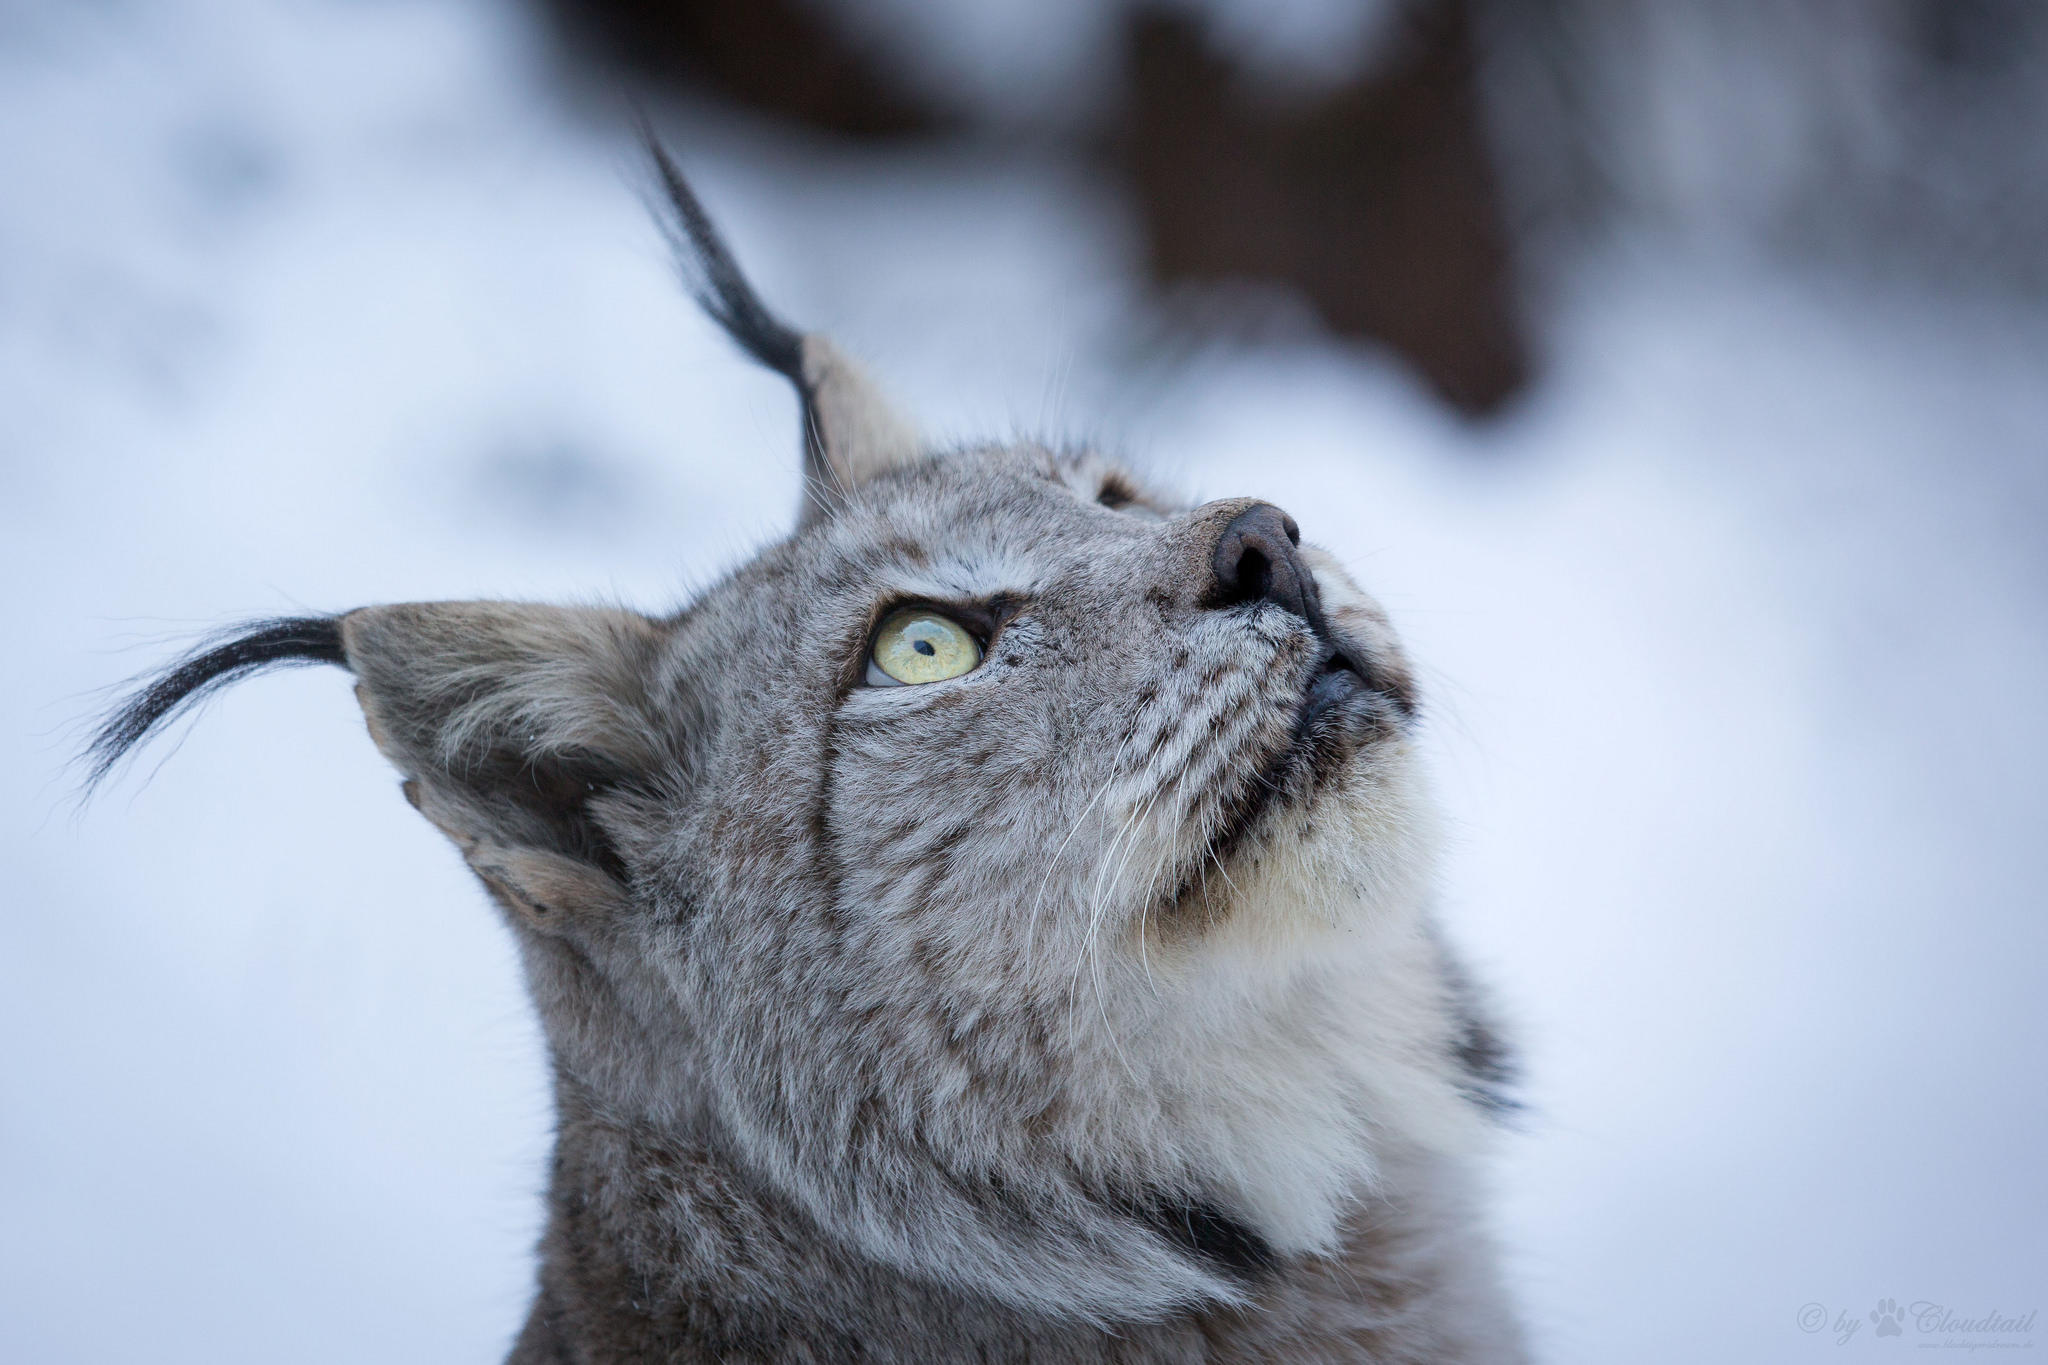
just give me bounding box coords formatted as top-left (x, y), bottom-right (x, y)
top-left (1870, 1298), bottom-right (1906, 1337)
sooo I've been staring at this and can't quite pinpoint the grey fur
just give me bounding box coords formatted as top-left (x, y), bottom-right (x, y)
top-left (89, 155), bottom-right (1526, 1362)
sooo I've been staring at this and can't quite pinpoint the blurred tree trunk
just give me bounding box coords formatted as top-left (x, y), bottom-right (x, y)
top-left (539, 0), bottom-right (945, 136)
top-left (540, 0), bottom-right (1534, 416)
top-left (1122, 1), bottom-right (1531, 416)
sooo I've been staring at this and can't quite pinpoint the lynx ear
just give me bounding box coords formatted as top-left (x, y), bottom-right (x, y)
top-left (86, 605), bottom-right (668, 934)
top-left (340, 602), bottom-right (666, 932)
top-left (643, 133), bottom-right (921, 525)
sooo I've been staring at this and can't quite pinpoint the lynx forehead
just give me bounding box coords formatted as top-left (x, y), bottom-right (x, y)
top-left (87, 139), bottom-right (1524, 1361)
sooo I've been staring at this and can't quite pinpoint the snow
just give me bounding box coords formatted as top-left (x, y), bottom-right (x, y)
top-left (3, 2), bottom-right (2043, 1361)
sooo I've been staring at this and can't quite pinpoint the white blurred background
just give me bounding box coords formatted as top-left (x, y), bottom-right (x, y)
top-left (3, 1), bottom-right (2043, 1361)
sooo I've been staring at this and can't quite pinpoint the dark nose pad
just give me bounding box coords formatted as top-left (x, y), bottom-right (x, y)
top-left (1210, 502), bottom-right (1318, 622)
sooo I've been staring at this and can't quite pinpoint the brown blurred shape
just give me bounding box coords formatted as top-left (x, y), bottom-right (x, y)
top-left (541, 0), bottom-right (1531, 415)
top-left (539, 0), bottom-right (944, 137)
top-left (1122, 3), bottom-right (1529, 415)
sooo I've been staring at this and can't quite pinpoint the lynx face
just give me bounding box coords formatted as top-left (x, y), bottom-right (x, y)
top-left (680, 443), bottom-right (1420, 977)
top-left (90, 149), bottom-right (1503, 1326)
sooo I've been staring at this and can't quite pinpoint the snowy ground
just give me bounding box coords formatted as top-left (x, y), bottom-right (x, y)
top-left (3, 2), bottom-right (2043, 1361)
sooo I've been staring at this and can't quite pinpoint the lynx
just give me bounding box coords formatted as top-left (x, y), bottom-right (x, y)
top-left (88, 142), bottom-right (1526, 1363)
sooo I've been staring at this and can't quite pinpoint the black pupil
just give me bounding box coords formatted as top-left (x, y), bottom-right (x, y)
top-left (913, 639), bottom-right (936, 656)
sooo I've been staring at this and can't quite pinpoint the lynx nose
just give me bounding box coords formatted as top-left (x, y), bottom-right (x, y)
top-left (1209, 502), bottom-right (1318, 622)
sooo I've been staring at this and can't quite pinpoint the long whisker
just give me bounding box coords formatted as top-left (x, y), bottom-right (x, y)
top-left (1136, 748), bottom-right (1206, 991)
top-left (1067, 771), bottom-right (1154, 1009)
top-left (1075, 781), bottom-right (1161, 1083)
top-left (1023, 725), bottom-right (1146, 966)
top-left (1068, 785), bottom-right (1147, 1009)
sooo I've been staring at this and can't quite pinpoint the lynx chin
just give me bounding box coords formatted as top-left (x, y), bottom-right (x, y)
top-left (86, 138), bottom-right (1527, 1363)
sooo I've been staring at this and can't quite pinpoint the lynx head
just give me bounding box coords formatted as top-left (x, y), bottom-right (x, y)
top-left (89, 142), bottom-right (1506, 1324)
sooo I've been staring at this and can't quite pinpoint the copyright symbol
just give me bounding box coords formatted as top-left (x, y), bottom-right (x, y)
top-left (1797, 1303), bottom-right (1828, 1334)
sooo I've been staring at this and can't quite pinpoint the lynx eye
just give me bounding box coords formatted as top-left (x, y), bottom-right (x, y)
top-left (866, 608), bottom-right (982, 686)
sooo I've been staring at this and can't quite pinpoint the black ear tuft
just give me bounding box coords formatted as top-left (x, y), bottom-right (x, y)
top-left (84, 616), bottom-right (347, 791)
top-left (639, 125), bottom-right (806, 386)
top-left (638, 126), bottom-right (921, 526)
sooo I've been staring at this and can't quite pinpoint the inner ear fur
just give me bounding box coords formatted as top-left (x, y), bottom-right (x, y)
top-left (796, 334), bottom-right (921, 525)
top-left (342, 602), bottom-right (666, 924)
top-left (403, 778), bottom-right (633, 936)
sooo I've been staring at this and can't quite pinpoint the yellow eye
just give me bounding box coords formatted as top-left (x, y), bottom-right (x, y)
top-left (868, 608), bottom-right (982, 686)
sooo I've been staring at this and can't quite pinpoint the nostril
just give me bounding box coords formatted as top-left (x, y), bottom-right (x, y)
top-left (1233, 546), bottom-right (1271, 605)
top-left (1281, 515), bottom-right (1300, 547)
